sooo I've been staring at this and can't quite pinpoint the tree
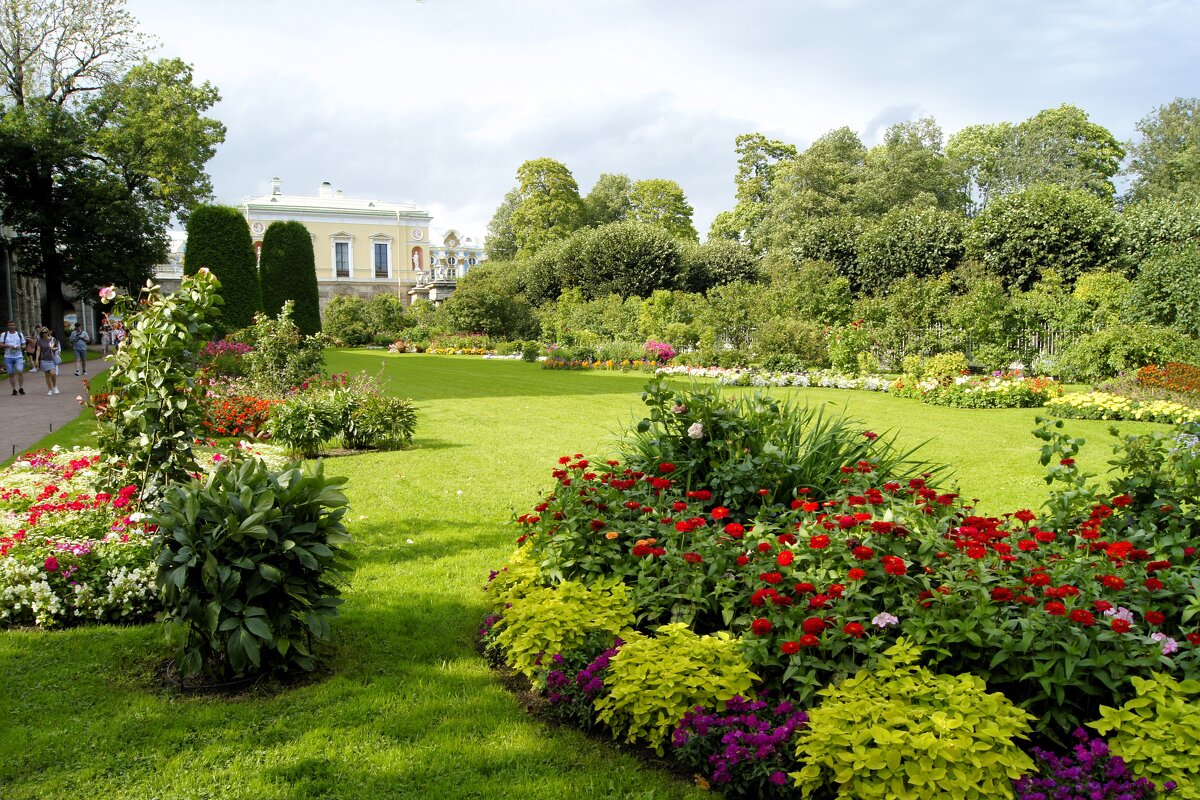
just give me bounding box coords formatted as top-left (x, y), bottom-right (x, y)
top-left (572, 222), bottom-right (682, 300)
top-left (965, 184), bottom-right (1122, 291)
top-left (855, 205), bottom-right (966, 294)
top-left (1123, 246), bottom-right (1200, 338)
top-left (628, 178), bottom-right (697, 241)
top-left (0, 0), bottom-right (223, 328)
top-left (583, 172), bottom-right (632, 227)
top-left (1125, 97), bottom-right (1200, 203)
top-left (678, 239), bottom-right (758, 292)
top-left (760, 127), bottom-right (864, 250)
top-left (946, 122), bottom-right (1015, 212)
top-left (1120, 193), bottom-right (1200, 267)
top-left (854, 118), bottom-right (965, 216)
top-left (788, 215), bottom-right (863, 289)
top-left (485, 187), bottom-right (521, 261)
top-left (184, 205), bottom-right (260, 334)
top-left (508, 157), bottom-right (586, 255)
top-left (442, 262), bottom-right (537, 339)
top-left (715, 132), bottom-right (797, 250)
top-left (259, 220), bottom-right (320, 335)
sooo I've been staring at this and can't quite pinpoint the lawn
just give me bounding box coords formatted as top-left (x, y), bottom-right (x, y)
top-left (0, 353), bottom-right (1170, 799)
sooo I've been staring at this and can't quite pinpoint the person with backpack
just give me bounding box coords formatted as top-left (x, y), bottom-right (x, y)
top-left (2, 320), bottom-right (27, 395)
top-left (70, 321), bottom-right (91, 376)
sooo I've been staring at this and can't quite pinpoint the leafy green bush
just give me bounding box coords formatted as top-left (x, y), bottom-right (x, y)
top-left (489, 579), bottom-right (634, 681)
top-left (267, 392), bottom-right (344, 458)
top-left (595, 623), bottom-right (758, 754)
top-left (322, 295), bottom-right (373, 346)
top-left (184, 205), bottom-right (262, 335)
top-left (924, 351), bottom-right (970, 379)
top-left (856, 205), bottom-right (965, 293)
top-left (342, 393), bottom-right (416, 451)
top-left (519, 340), bottom-right (541, 362)
top-left (1053, 323), bottom-right (1200, 382)
top-left (751, 318), bottom-right (828, 368)
top-left (97, 270), bottom-right (220, 497)
top-left (243, 301), bottom-right (326, 396)
top-left (1090, 673), bottom-right (1200, 798)
top-left (790, 639), bottom-right (1034, 799)
top-left (1124, 246), bottom-right (1200, 337)
top-left (151, 458), bottom-right (352, 680)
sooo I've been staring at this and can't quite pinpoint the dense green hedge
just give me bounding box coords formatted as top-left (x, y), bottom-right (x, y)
top-left (185, 205), bottom-right (262, 333)
top-left (259, 220), bottom-right (321, 336)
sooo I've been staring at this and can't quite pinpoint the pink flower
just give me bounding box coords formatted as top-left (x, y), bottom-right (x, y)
top-left (44, 556), bottom-right (59, 572)
top-left (98, 286), bottom-right (117, 302)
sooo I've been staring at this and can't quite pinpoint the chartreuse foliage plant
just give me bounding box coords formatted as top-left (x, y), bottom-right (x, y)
top-left (1090, 673), bottom-right (1200, 798)
top-left (97, 269), bottom-right (220, 498)
top-left (594, 623), bottom-right (758, 754)
top-left (790, 639), bottom-right (1035, 799)
top-left (489, 579), bottom-right (634, 681)
top-left (151, 457), bottom-right (352, 681)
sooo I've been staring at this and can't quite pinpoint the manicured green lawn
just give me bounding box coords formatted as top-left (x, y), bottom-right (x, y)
top-left (0, 353), bottom-right (1169, 799)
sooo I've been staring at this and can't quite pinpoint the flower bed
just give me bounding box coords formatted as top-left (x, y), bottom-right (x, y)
top-left (891, 372), bottom-right (1064, 408)
top-left (542, 357), bottom-right (661, 371)
top-left (1047, 391), bottom-right (1200, 424)
top-left (0, 448), bottom-right (155, 627)
top-left (655, 364), bottom-right (892, 392)
top-left (1137, 362), bottom-right (1200, 395)
top-left (200, 394), bottom-right (276, 437)
top-left (482, 382), bottom-right (1200, 797)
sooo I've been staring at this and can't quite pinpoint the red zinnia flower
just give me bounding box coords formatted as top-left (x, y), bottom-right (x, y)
top-left (799, 634), bottom-right (820, 647)
top-left (842, 622), bottom-right (865, 638)
top-left (777, 550), bottom-right (794, 567)
top-left (794, 582), bottom-right (816, 595)
top-left (1070, 609), bottom-right (1095, 626)
top-left (1045, 602), bottom-right (1067, 616)
top-left (990, 587), bottom-right (1014, 602)
top-left (809, 535), bottom-right (830, 550)
top-left (852, 546), bottom-right (875, 560)
top-left (759, 571), bottom-right (783, 584)
top-left (711, 506), bottom-right (730, 520)
top-left (1144, 578), bottom-right (1164, 592)
top-left (1145, 611), bottom-right (1165, 625)
top-left (658, 462), bottom-right (675, 473)
top-left (1111, 619), bottom-right (1131, 633)
top-left (724, 522), bottom-right (745, 538)
top-left (44, 556), bottom-right (59, 572)
top-left (682, 552), bottom-right (703, 564)
top-left (781, 641), bottom-right (800, 655)
top-left (848, 568), bottom-right (867, 581)
top-left (751, 618), bottom-right (773, 635)
top-left (802, 617), bottom-right (828, 635)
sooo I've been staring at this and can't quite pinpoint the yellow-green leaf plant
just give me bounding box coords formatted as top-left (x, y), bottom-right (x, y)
top-left (594, 623), bottom-right (759, 755)
top-left (1089, 673), bottom-right (1200, 798)
top-left (791, 638), bottom-right (1035, 800)
top-left (489, 579), bottom-right (634, 682)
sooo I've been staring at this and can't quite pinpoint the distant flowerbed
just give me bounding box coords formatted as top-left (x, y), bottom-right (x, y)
top-left (657, 365), bottom-right (893, 392)
top-left (542, 357), bottom-right (662, 371)
top-left (1047, 392), bottom-right (1200, 424)
top-left (1137, 362), bottom-right (1200, 395)
top-left (891, 372), bottom-right (1064, 409)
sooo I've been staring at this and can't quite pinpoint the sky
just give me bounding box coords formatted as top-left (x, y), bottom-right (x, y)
top-left (128, 0), bottom-right (1199, 240)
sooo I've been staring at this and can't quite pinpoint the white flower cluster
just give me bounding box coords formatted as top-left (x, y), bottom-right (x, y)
top-left (654, 365), bottom-right (892, 392)
top-left (0, 560), bottom-right (64, 627)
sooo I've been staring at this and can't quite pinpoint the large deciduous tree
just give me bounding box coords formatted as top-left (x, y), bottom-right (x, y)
top-left (184, 205), bottom-right (260, 335)
top-left (508, 157), bottom-right (586, 256)
top-left (628, 178), bottom-right (697, 241)
top-left (710, 132), bottom-right (797, 250)
top-left (1125, 97), bottom-right (1200, 203)
top-left (582, 172), bottom-right (632, 227)
top-left (259, 220), bottom-right (320, 336)
top-left (0, 0), bottom-right (224, 328)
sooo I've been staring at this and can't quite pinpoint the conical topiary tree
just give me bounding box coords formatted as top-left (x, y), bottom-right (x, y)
top-left (259, 220), bottom-right (321, 335)
top-left (184, 205), bottom-right (262, 334)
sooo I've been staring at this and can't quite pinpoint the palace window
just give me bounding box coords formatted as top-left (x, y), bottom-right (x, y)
top-left (373, 241), bottom-right (390, 278)
top-left (334, 241), bottom-right (350, 278)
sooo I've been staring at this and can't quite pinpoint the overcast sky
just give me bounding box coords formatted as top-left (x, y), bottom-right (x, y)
top-left (128, 0), bottom-right (1198, 239)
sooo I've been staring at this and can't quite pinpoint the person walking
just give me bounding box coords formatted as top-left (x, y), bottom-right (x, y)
top-left (99, 316), bottom-right (112, 358)
top-left (70, 321), bottom-right (91, 376)
top-left (2, 320), bottom-right (27, 395)
top-left (35, 327), bottom-right (60, 395)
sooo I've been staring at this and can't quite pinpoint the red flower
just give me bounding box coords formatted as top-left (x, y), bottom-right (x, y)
top-left (990, 587), bottom-right (1014, 602)
top-left (809, 535), bottom-right (830, 550)
top-left (1144, 578), bottom-right (1164, 592)
top-left (44, 556), bottom-right (59, 572)
top-left (682, 552), bottom-right (703, 564)
top-left (724, 522), bottom-right (745, 538)
top-left (1187, 632), bottom-right (1200, 646)
top-left (847, 568), bottom-right (867, 581)
top-left (801, 617), bottom-right (828, 635)
top-left (1111, 619), bottom-right (1131, 633)
top-left (794, 582), bottom-right (816, 595)
top-left (881, 556), bottom-right (906, 576)
top-left (757, 542), bottom-right (773, 553)
top-left (759, 571), bottom-right (783, 585)
top-left (751, 618), bottom-right (773, 635)
top-left (837, 515), bottom-right (858, 529)
top-left (852, 546), bottom-right (875, 560)
top-left (1045, 602), bottom-right (1067, 616)
top-left (736, 555), bottom-right (750, 566)
top-left (1059, 458), bottom-right (1075, 466)
top-left (781, 641), bottom-right (800, 655)
top-left (1070, 609), bottom-right (1095, 626)
top-left (1145, 611), bottom-right (1165, 626)
top-left (965, 545), bottom-right (987, 559)
top-left (711, 506), bottom-right (730, 520)
top-left (777, 550), bottom-right (795, 567)
top-left (671, 501), bottom-right (688, 512)
top-left (842, 622), bottom-right (865, 638)
top-left (1098, 575), bottom-right (1125, 590)
top-left (826, 583), bottom-right (846, 598)
top-left (1112, 494), bottom-right (1133, 507)
top-left (801, 501), bottom-right (820, 513)
top-left (658, 462), bottom-right (675, 473)
top-left (799, 634), bottom-right (820, 647)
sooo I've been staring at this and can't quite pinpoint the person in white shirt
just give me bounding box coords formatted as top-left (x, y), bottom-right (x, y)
top-left (2, 320), bottom-right (27, 395)
top-left (70, 322), bottom-right (91, 376)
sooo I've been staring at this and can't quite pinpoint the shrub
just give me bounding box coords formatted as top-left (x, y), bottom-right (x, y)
top-left (924, 350), bottom-right (970, 379)
top-left (267, 392), bottom-right (344, 458)
top-left (259, 220), bottom-right (321, 336)
top-left (1053, 324), bottom-right (1200, 382)
top-left (198, 339), bottom-right (253, 378)
top-left (790, 639), bottom-right (1035, 799)
top-left (184, 205), bottom-right (262, 335)
top-left (1125, 246), bottom-right (1200, 337)
top-left (1090, 673), bottom-right (1200, 798)
top-left (826, 320), bottom-right (873, 374)
top-left (519, 340), bottom-right (541, 362)
top-left (489, 579), bottom-right (634, 681)
top-left (856, 205), bottom-right (965, 293)
top-left (243, 302), bottom-right (326, 396)
top-left (595, 623), bottom-right (758, 754)
top-left (341, 393), bottom-right (416, 451)
top-left (751, 318), bottom-right (829, 368)
top-left (96, 271), bottom-right (219, 497)
top-left (151, 458), bottom-right (352, 680)
top-left (322, 295), bottom-right (372, 346)
top-left (572, 221), bottom-right (684, 300)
